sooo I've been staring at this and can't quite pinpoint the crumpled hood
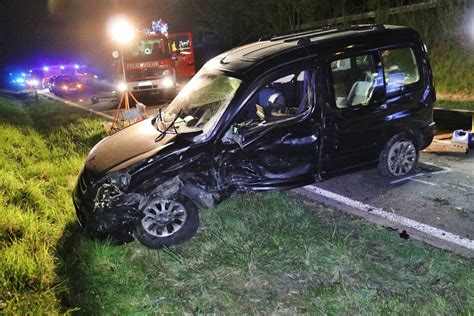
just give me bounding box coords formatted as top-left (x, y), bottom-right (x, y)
top-left (85, 118), bottom-right (176, 173)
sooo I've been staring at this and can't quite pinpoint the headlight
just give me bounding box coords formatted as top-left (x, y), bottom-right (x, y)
top-left (27, 79), bottom-right (39, 87)
top-left (117, 82), bottom-right (127, 92)
top-left (162, 77), bottom-right (174, 88)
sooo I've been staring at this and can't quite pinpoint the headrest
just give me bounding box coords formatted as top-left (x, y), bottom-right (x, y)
top-left (258, 88), bottom-right (284, 107)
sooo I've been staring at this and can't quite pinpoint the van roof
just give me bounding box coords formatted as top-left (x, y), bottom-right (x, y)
top-left (209, 24), bottom-right (419, 76)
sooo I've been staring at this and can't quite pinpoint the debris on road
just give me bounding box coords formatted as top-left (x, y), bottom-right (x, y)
top-left (423, 133), bottom-right (469, 154)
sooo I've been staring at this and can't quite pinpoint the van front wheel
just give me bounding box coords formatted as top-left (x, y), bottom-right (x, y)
top-left (134, 195), bottom-right (199, 249)
top-left (379, 134), bottom-right (418, 177)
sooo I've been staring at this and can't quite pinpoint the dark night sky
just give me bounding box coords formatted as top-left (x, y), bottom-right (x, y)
top-left (0, 0), bottom-right (187, 74)
top-left (0, 0), bottom-right (432, 76)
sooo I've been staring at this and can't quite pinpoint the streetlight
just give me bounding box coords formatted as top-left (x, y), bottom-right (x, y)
top-left (107, 16), bottom-right (139, 131)
top-left (109, 17), bottom-right (135, 45)
top-left (108, 17), bottom-right (135, 87)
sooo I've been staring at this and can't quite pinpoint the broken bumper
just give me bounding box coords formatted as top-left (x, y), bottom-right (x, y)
top-left (73, 170), bottom-right (140, 234)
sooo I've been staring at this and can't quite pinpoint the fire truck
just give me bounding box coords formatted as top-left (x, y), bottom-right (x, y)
top-left (113, 20), bottom-right (222, 98)
top-left (113, 20), bottom-right (176, 97)
top-left (114, 36), bottom-right (175, 95)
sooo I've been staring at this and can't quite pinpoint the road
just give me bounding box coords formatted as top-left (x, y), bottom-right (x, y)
top-left (296, 151), bottom-right (474, 257)
top-left (38, 79), bottom-right (177, 119)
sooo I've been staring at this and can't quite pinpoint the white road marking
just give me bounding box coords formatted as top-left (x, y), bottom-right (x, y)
top-left (410, 178), bottom-right (436, 186)
top-left (459, 183), bottom-right (474, 190)
top-left (390, 173), bottom-right (424, 184)
top-left (389, 162), bottom-right (451, 186)
top-left (422, 161), bottom-right (452, 174)
top-left (304, 185), bottom-right (474, 251)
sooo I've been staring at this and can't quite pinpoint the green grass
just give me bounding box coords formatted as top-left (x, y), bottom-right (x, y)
top-left (0, 96), bottom-right (473, 314)
top-left (0, 96), bottom-right (105, 313)
top-left (430, 43), bottom-right (474, 97)
top-left (435, 99), bottom-right (474, 111)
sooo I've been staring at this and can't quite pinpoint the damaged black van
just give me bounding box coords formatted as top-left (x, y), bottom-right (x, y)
top-left (73, 24), bottom-right (436, 249)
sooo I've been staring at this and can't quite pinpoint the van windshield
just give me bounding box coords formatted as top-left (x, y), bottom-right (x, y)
top-left (156, 70), bottom-right (241, 137)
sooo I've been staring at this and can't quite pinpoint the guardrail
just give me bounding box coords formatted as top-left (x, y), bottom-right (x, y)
top-left (434, 107), bottom-right (474, 131)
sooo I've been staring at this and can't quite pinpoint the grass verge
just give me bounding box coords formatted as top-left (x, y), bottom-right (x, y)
top-left (0, 95), bottom-right (473, 314)
top-left (0, 96), bottom-right (105, 313)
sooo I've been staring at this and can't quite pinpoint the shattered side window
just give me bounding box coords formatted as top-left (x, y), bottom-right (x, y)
top-left (237, 69), bottom-right (314, 124)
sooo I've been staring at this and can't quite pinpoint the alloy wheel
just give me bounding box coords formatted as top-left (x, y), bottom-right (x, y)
top-left (387, 140), bottom-right (417, 176)
top-left (141, 198), bottom-right (187, 237)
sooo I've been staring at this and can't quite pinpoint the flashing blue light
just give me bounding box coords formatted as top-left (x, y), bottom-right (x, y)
top-left (74, 64), bottom-right (80, 69)
top-left (60, 65), bottom-right (65, 70)
top-left (152, 19), bottom-right (168, 35)
top-left (16, 78), bottom-right (25, 83)
top-left (21, 72), bottom-right (26, 77)
top-left (43, 66), bottom-right (49, 71)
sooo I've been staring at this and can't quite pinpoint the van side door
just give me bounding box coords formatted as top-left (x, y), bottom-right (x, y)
top-left (215, 66), bottom-right (321, 191)
top-left (321, 51), bottom-right (387, 176)
top-left (380, 45), bottom-right (427, 133)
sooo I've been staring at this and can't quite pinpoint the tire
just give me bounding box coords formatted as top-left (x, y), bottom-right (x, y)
top-left (378, 134), bottom-right (419, 177)
top-left (134, 195), bottom-right (199, 249)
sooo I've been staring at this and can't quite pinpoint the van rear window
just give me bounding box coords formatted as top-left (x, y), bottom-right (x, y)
top-left (381, 47), bottom-right (420, 96)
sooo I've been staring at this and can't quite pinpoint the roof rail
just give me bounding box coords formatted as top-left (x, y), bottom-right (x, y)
top-left (343, 24), bottom-right (386, 31)
top-left (296, 37), bottom-right (311, 46)
top-left (283, 24), bottom-right (387, 44)
top-left (257, 24), bottom-right (387, 46)
top-left (258, 34), bottom-right (273, 41)
top-left (372, 24), bottom-right (386, 31)
top-left (269, 26), bottom-right (338, 42)
top-left (282, 28), bottom-right (342, 43)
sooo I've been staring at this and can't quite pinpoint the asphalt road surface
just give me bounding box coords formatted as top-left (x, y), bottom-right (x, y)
top-left (297, 151), bottom-right (474, 257)
top-left (40, 78), bottom-right (180, 116)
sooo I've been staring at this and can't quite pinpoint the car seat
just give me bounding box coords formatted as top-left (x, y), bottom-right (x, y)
top-left (346, 74), bottom-right (376, 107)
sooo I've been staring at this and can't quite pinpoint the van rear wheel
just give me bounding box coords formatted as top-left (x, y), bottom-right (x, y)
top-left (379, 134), bottom-right (419, 177)
top-left (134, 195), bottom-right (199, 249)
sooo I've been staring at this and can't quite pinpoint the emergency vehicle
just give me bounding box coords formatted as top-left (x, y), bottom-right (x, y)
top-left (113, 21), bottom-right (222, 97)
top-left (114, 20), bottom-right (176, 96)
